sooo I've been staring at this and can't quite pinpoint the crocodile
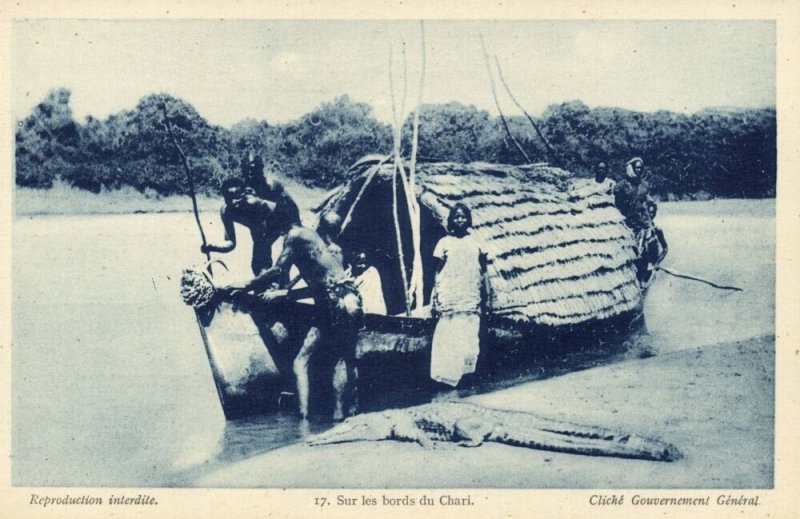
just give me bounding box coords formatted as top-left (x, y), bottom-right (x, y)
top-left (307, 401), bottom-right (681, 462)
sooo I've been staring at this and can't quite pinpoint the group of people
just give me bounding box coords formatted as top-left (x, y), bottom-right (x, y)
top-left (597, 157), bottom-right (669, 285)
top-left (203, 153), bottom-right (359, 420)
top-left (203, 152), bottom-right (486, 421)
top-left (199, 151), bottom-right (670, 421)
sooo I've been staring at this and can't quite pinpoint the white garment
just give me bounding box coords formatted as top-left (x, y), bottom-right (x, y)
top-left (430, 232), bottom-right (484, 386)
top-left (597, 178), bottom-right (616, 195)
top-left (430, 313), bottom-right (480, 387)
top-left (354, 266), bottom-right (387, 315)
top-left (432, 233), bottom-right (483, 314)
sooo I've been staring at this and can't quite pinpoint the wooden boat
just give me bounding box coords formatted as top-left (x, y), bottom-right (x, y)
top-left (186, 160), bottom-right (648, 419)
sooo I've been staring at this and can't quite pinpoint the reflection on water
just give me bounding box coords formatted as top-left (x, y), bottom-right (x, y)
top-left (169, 411), bottom-right (331, 485)
top-left (220, 413), bottom-right (328, 462)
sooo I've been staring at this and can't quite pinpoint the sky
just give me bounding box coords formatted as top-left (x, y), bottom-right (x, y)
top-left (12, 19), bottom-right (776, 128)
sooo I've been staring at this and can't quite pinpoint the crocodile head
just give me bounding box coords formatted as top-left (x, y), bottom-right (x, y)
top-left (307, 411), bottom-right (396, 446)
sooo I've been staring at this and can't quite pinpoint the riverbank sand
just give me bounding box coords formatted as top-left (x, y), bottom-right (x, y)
top-left (195, 335), bottom-right (773, 488)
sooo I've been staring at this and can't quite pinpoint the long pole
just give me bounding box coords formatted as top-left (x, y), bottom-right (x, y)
top-left (494, 55), bottom-right (560, 166)
top-left (408, 21), bottom-right (427, 310)
top-left (160, 101), bottom-right (229, 414)
top-left (409, 22), bottom-right (426, 195)
top-left (389, 44), bottom-right (412, 315)
top-left (479, 35), bottom-right (531, 164)
top-left (159, 101), bottom-right (211, 262)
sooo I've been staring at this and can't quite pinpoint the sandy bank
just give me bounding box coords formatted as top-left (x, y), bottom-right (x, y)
top-left (194, 335), bottom-right (773, 489)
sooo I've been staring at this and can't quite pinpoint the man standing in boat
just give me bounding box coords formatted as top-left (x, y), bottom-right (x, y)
top-left (316, 210), bottom-right (345, 265)
top-left (637, 199), bottom-right (669, 286)
top-left (218, 212), bottom-right (363, 421)
top-left (613, 157), bottom-right (669, 284)
top-left (201, 153), bottom-right (301, 276)
top-left (200, 178), bottom-right (278, 275)
top-left (241, 151), bottom-right (302, 232)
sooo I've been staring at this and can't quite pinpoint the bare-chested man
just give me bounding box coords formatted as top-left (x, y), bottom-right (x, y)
top-left (242, 152), bottom-right (301, 231)
top-left (201, 178), bottom-right (278, 275)
top-left (219, 215), bottom-right (363, 421)
top-left (316, 211), bottom-right (344, 265)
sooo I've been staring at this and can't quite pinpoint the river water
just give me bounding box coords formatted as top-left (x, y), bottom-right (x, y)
top-left (11, 199), bottom-right (774, 486)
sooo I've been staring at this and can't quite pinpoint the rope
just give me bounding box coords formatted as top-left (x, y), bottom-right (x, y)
top-left (657, 266), bottom-right (743, 292)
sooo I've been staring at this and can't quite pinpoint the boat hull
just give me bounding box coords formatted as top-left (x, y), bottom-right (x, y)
top-left (194, 296), bottom-right (645, 420)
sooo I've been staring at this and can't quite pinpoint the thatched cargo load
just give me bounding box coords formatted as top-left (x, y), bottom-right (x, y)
top-left (318, 160), bottom-right (642, 330)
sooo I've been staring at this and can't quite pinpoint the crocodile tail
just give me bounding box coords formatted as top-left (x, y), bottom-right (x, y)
top-left (492, 424), bottom-right (682, 462)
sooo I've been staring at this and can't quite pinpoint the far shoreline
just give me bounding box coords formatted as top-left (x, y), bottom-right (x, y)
top-left (13, 178), bottom-right (327, 217)
top-left (13, 183), bottom-right (775, 218)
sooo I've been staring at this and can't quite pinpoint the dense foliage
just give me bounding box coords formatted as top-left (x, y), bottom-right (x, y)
top-left (16, 88), bottom-right (776, 199)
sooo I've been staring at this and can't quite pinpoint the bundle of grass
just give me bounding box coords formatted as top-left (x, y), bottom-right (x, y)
top-left (180, 268), bottom-right (216, 309)
top-left (318, 159), bottom-right (641, 328)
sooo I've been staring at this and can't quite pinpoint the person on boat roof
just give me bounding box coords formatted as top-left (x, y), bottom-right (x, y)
top-left (613, 157), bottom-right (653, 234)
top-left (594, 161), bottom-right (615, 194)
top-left (430, 203), bottom-right (489, 388)
top-left (218, 212), bottom-right (363, 422)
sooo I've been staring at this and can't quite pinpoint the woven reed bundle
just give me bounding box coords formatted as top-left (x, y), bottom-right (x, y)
top-left (321, 161), bottom-right (642, 327)
top-left (180, 268), bottom-right (216, 309)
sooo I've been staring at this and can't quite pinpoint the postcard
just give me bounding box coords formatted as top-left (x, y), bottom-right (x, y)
top-left (1, 1), bottom-right (798, 518)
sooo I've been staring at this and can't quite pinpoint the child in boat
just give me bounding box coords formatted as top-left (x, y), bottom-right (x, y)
top-left (430, 203), bottom-right (487, 387)
top-left (351, 250), bottom-right (387, 316)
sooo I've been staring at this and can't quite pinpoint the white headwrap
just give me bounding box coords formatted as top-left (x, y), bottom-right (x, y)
top-left (625, 157), bottom-right (644, 179)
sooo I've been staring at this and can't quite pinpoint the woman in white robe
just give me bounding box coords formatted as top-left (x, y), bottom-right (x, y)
top-left (430, 203), bottom-right (487, 387)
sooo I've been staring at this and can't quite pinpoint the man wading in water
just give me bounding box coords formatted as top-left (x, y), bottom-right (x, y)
top-left (219, 213), bottom-right (363, 421)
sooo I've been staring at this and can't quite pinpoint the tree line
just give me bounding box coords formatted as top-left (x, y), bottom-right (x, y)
top-left (15, 87), bottom-right (776, 199)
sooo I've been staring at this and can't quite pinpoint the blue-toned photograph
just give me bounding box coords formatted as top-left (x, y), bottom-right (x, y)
top-left (12, 19), bottom-right (775, 488)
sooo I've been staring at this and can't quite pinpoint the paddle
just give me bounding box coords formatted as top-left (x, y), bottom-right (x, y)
top-left (158, 100), bottom-right (211, 263)
top-left (159, 99), bottom-right (231, 411)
